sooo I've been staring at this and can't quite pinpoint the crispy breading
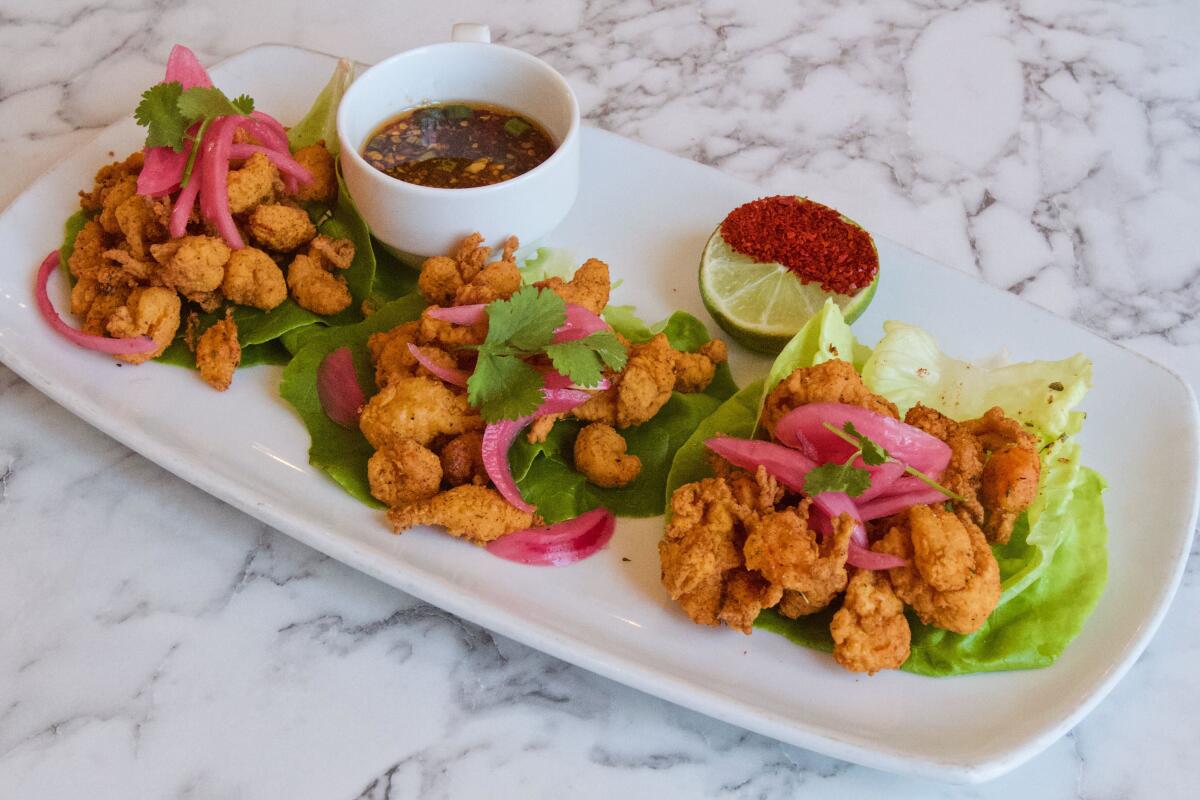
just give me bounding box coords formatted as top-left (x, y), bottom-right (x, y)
top-left (573, 423), bottom-right (641, 488)
top-left (114, 193), bottom-right (165, 258)
top-left (68, 221), bottom-right (109, 281)
top-left (98, 175), bottom-right (138, 235)
top-left (227, 152), bottom-right (278, 214)
top-left (874, 505), bottom-right (1001, 635)
top-left (162, 235), bottom-right (230, 296)
top-left (417, 256), bottom-right (463, 306)
top-left (452, 232), bottom-right (491, 280)
top-left (724, 465), bottom-right (784, 514)
top-left (830, 569), bottom-right (911, 675)
top-left (368, 439), bottom-right (443, 506)
top-left (359, 375), bottom-right (483, 449)
top-left (660, 478), bottom-right (746, 603)
top-left (903, 404), bottom-right (986, 524)
top-left (308, 234), bottom-right (356, 270)
top-left (287, 252), bottom-right (351, 315)
top-left (535, 257), bottom-right (610, 315)
top-left (79, 152), bottom-right (144, 213)
top-left (195, 311), bottom-right (240, 391)
top-left (417, 308), bottom-right (487, 349)
top-left (248, 204), bottom-right (316, 252)
top-left (718, 570), bottom-right (784, 634)
top-left (439, 431), bottom-right (488, 487)
top-left (674, 338), bottom-right (728, 393)
top-left (289, 143), bottom-right (337, 203)
top-left (386, 485), bottom-right (535, 545)
top-left (744, 506), bottom-right (852, 614)
top-left (573, 334), bottom-right (676, 429)
top-left (963, 407), bottom-right (1041, 544)
top-left (104, 287), bottom-right (181, 364)
top-left (526, 413), bottom-right (562, 444)
top-left (102, 248), bottom-right (157, 283)
top-left (761, 359), bottom-right (899, 437)
top-left (222, 247), bottom-right (287, 310)
top-left (70, 278), bottom-right (131, 336)
top-left (367, 322), bottom-right (460, 387)
top-left (453, 258), bottom-right (522, 305)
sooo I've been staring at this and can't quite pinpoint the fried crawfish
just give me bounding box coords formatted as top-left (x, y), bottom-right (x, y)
top-left (387, 485), bottom-right (536, 545)
top-left (761, 359), bottom-right (898, 437)
top-left (573, 423), bottom-right (641, 488)
top-left (830, 569), bottom-right (911, 675)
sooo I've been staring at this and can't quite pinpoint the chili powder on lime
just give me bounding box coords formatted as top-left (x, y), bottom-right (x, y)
top-left (719, 196), bottom-right (877, 295)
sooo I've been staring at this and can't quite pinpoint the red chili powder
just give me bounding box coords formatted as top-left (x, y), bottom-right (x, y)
top-left (719, 196), bottom-right (878, 295)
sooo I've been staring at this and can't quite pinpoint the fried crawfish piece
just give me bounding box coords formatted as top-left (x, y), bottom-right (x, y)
top-left (830, 568), bottom-right (911, 675)
top-left (573, 423), bottom-right (641, 488)
top-left (745, 506), bottom-right (854, 618)
top-left (873, 504), bottom-right (1000, 635)
top-left (195, 310), bottom-right (241, 391)
top-left (386, 485), bottom-right (536, 545)
top-left (761, 359), bottom-right (898, 437)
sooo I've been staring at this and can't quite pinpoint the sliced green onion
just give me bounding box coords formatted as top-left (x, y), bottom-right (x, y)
top-left (444, 104), bottom-right (473, 120)
top-left (504, 117), bottom-right (531, 136)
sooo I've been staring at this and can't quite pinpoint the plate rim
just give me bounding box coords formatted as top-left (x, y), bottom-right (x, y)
top-left (1, 41), bottom-right (1197, 784)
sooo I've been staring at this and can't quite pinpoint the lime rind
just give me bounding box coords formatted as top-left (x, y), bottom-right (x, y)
top-left (699, 224), bottom-right (877, 353)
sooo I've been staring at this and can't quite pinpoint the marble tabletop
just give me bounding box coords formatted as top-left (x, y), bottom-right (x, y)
top-left (2, 0), bottom-right (1198, 797)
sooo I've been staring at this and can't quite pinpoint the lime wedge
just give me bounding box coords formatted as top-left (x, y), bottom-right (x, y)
top-left (699, 226), bottom-right (877, 353)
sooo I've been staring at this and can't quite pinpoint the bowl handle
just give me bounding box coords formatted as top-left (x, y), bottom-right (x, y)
top-left (451, 23), bottom-right (491, 43)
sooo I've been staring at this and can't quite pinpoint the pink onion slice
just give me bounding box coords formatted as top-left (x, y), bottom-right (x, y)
top-left (809, 503), bottom-right (907, 570)
top-left (164, 44), bottom-right (213, 89)
top-left (553, 303), bottom-right (608, 343)
top-left (427, 304), bottom-right (486, 325)
top-left (854, 460), bottom-right (905, 503)
top-left (168, 152), bottom-right (203, 238)
top-left (246, 112), bottom-right (298, 192)
top-left (227, 144), bottom-right (313, 183)
top-left (407, 343), bottom-right (469, 387)
top-left (138, 145), bottom-right (189, 196)
top-left (482, 388), bottom-right (593, 512)
top-left (200, 116), bottom-right (244, 249)
top-left (775, 402), bottom-right (951, 476)
top-left (486, 507), bottom-right (616, 566)
top-left (317, 347), bottom-right (365, 428)
top-left (856, 488), bottom-right (950, 521)
top-left (34, 252), bottom-right (156, 355)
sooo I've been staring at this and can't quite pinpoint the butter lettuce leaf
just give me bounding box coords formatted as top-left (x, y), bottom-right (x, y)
top-left (278, 293), bottom-right (428, 506)
top-left (287, 58), bottom-right (353, 156)
top-left (509, 310), bottom-right (738, 522)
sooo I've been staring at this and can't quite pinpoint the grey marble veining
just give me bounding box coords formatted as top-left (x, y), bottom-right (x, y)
top-left (2, 1), bottom-right (1198, 797)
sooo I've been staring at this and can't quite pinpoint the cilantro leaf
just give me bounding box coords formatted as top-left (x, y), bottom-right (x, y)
top-left (803, 461), bottom-right (872, 498)
top-left (544, 341), bottom-right (603, 388)
top-left (135, 82), bottom-right (187, 151)
top-left (467, 352), bottom-right (545, 423)
top-left (231, 94), bottom-right (255, 115)
top-left (842, 421), bottom-right (889, 466)
top-left (177, 86), bottom-right (246, 120)
top-left (484, 286), bottom-right (565, 352)
top-left (581, 330), bottom-right (628, 371)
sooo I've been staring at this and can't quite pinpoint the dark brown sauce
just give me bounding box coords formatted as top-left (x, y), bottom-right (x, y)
top-left (362, 102), bottom-right (556, 189)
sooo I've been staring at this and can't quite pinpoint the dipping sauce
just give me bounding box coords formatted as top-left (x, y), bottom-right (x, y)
top-left (362, 102), bottom-right (556, 189)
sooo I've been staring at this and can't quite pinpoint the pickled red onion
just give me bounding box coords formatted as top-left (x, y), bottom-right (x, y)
top-left (486, 507), bottom-right (615, 566)
top-left (407, 343), bottom-right (469, 387)
top-left (164, 44), bottom-right (213, 89)
top-left (554, 304), bottom-right (608, 342)
top-left (228, 144), bottom-right (313, 183)
top-left (808, 503), bottom-right (907, 570)
top-left (316, 347), bottom-right (365, 428)
top-left (427, 304), bottom-right (486, 325)
top-left (482, 388), bottom-right (592, 512)
top-left (34, 251), bottom-right (156, 355)
top-left (168, 154), bottom-right (202, 238)
top-left (775, 403), bottom-right (951, 476)
top-left (856, 488), bottom-right (950, 521)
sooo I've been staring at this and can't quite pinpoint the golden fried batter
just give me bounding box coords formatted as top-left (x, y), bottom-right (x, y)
top-left (387, 485), bottom-right (535, 545)
top-left (963, 407), bottom-right (1041, 544)
top-left (660, 478), bottom-right (746, 604)
top-left (830, 569), bottom-right (911, 675)
top-left (904, 404), bottom-right (986, 524)
top-left (162, 235), bottom-right (230, 297)
top-left (71, 278), bottom-right (132, 336)
top-left (718, 570), bottom-right (784, 634)
top-left (248, 204), bottom-right (316, 252)
top-left (114, 193), bottom-right (164, 258)
top-left (744, 506), bottom-right (852, 614)
top-left (308, 234), bottom-right (356, 270)
top-left (417, 256), bottom-right (463, 306)
top-left (439, 431), bottom-right (488, 487)
top-left (874, 505), bottom-right (1000, 635)
top-left (67, 221), bottom-right (108, 281)
top-left (761, 359), bottom-right (899, 437)
top-left (417, 233), bottom-right (516, 305)
top-left (195, 311), bottom-right (241, 391)
top-left (221, 247), bottom-right (287, 310)
top-left (674, 338), bottom-right (728, 393)
top-left (79, 152), bottom-right (143, 213)
top-left (535, 257), bottom-right (610, 315)
top-left (367, 322), bottom-right (459, 388)
top-left (287, 252), bottom-right (351, 315)
top-left (368, 439), bottom-right (443, 506)
top-left (453, 258), bottom-right (522, 305)
top-left (98, 175), bottom-right (138, 235)
top-left (359, 376), bottom-right (483, 449)
top-left (417, 308), bottom-right (487, 349)
top-left (289, 143), bottom-right (337, 203)
top-left (724, 465), bottom-right (784, 514)
top-left (227, 152), bottom-right (277, 214)
top-left (573, 423), bottom-right (641, 488)
top-left (105, 287), bottom-right (181, 364)
top-left (574, 334), bottom-right (674, 429)
top-left (526, 413), bottom-right (562, 444)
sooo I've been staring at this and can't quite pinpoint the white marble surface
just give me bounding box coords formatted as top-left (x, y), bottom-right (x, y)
top-left (2, 0), bottom-right (1198, 796)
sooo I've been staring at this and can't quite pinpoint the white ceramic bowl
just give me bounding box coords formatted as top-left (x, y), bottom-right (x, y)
top-left (337, 25), bottom-right (581, 258)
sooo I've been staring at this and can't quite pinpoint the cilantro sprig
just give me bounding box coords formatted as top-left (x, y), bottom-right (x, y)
top-left (466, 287), bottom-right (628, 423)
top-left (802, 421), bottom-right (964, 501)
top-left (134, 82), bottom-right (255, 186)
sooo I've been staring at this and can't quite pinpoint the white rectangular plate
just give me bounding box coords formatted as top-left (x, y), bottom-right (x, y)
top-left (1, 45), bottom-right (1196, 783)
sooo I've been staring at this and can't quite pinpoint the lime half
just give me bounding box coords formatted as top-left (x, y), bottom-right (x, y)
top-left (699, 226), bottom-right (877, 353)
